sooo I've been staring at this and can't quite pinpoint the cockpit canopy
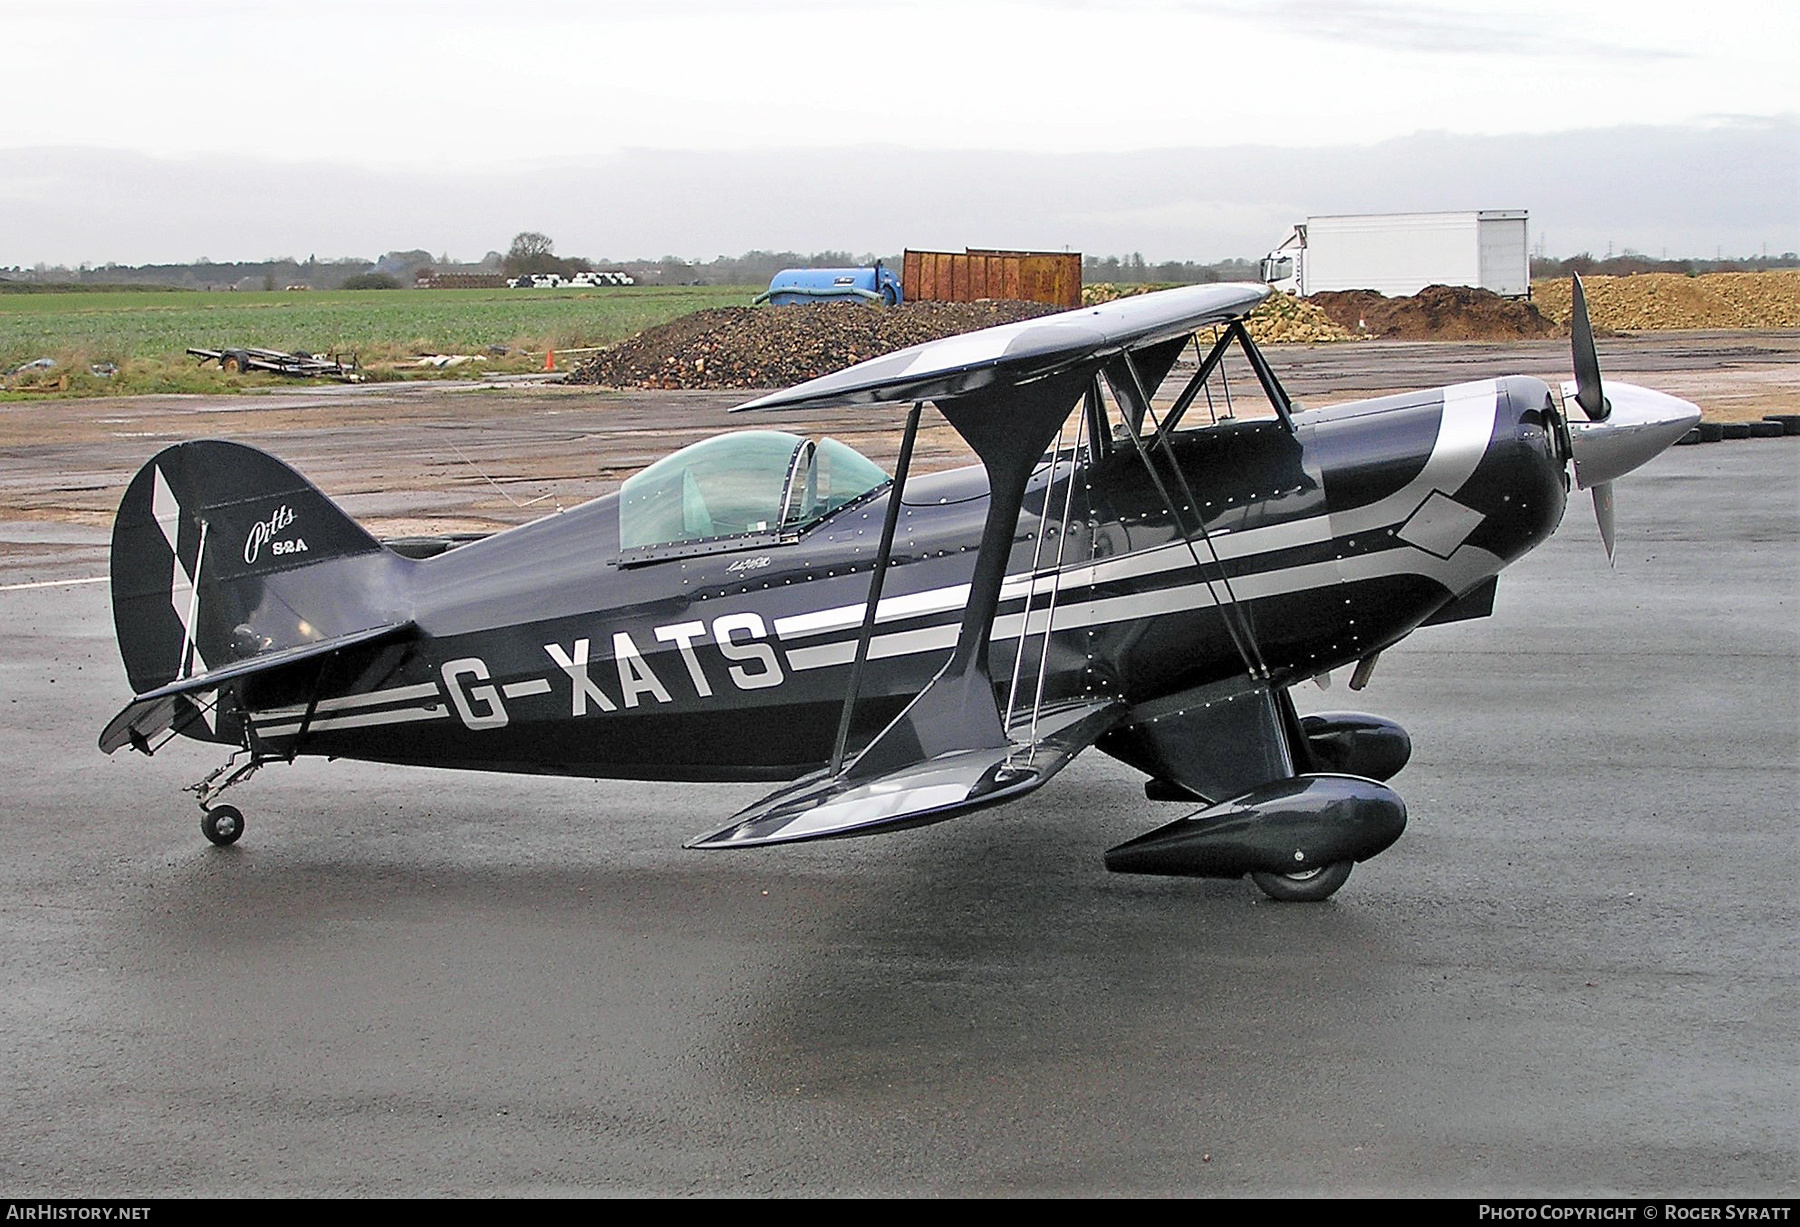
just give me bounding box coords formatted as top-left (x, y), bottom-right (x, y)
top-left (618, 430), bottom-right (889, 561)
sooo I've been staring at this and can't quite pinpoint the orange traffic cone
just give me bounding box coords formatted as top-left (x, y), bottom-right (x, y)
top-left (544, 348), bottom-right (556, 371)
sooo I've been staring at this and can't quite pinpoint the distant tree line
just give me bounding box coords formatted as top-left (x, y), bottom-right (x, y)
top-left (0, 248), bottom-right (506, 291)
top-left (616, 251), bottom-right (899, 286)
top-left (1083, 254), bottom-right (1260, 284)
top-left (0, 256), bottom-right (378, 291)
top-left (1531, 251), bottom-right (1799, 278)
top-left (627, 251), bottom-right (1263, 288)
top-left (10, 242), bottom-right (1793, 294)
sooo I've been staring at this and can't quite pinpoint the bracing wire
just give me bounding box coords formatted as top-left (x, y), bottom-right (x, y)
top-left (1002, 418), bottom-right (1067, 732)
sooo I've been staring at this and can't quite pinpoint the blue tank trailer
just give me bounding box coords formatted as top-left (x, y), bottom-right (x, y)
top-left (755, 262), bottom-right (903, 307)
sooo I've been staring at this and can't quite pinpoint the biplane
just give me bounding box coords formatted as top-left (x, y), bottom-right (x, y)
top-left (100, 278), bottom-right (1698, 900)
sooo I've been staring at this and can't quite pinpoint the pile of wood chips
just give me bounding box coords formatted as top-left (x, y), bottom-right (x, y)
top-left (1084, 283), bottom-right (1353, 342)
top-left (1243, 291), bottom-right (1356, 343)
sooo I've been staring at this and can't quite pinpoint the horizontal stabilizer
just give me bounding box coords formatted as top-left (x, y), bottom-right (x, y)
top-left (99, 621), bottom-right (414, 754)
top-left (734, 283), bottom-right (1269, 413)
top-left (687, 699), bottom-right (1124, 848)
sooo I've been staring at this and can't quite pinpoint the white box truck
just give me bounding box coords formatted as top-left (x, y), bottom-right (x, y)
top-left (1260, 210), bottom-right (1530, 298)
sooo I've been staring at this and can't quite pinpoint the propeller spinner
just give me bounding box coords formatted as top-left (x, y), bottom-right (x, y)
top-left (1559, 275), bottom-right (1700, 562)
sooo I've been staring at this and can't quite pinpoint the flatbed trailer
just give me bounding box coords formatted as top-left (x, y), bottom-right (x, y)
top-left (188, 346), bottom-right (362, 382)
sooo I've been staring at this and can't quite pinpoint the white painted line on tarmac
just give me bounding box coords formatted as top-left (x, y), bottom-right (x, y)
top-left (0, 575), bottom-right (110, 592)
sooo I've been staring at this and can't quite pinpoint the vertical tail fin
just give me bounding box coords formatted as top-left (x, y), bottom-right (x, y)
top-left (110, 440), bottom-right (407, 698)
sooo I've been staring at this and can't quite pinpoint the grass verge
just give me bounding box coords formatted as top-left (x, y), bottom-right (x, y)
top-left (0, 284), bottom-right (759, 397)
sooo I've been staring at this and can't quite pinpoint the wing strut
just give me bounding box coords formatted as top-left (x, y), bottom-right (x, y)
top-left (847, 366), bottom-right (1098, 779)
top-left (1155, 321), bottom-right (1295, 436)
top-left (1156, 327), bottom-right (1236, 436)
top-left (1228, 320), bottom-right (1297, 430)
top-left (829, 402), bottom-right (923, 775)
top-left (1001, 413), bottom-right (1066, 733)
top-left (1113, 351), bottom-right (1272, 681)
top-left (1008, 390), bottom-right (1089, 762)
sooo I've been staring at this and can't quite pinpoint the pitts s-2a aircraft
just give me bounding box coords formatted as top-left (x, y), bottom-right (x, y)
top-left (101, 279), bottom-right (1698, 900)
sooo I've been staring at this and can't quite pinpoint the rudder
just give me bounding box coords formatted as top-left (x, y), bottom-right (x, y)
top-left (110, 440), bottom-right (405, 698)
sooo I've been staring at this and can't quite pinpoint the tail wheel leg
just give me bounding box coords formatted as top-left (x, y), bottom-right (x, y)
top-left (188, 747), bottom-right (261, 846)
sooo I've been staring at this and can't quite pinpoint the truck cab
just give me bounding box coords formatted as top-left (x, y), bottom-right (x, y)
top-left (1259, 225), bottom-right (1307, 295)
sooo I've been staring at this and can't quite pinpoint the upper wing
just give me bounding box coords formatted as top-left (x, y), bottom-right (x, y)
top-left (734, 282), bottom-right (1270, 413)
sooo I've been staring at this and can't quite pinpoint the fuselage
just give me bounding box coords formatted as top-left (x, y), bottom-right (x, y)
top-left (241, 375), bottom-right (1568, 781)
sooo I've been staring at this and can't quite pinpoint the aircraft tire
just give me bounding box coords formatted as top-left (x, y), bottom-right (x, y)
top-left (1251, 860), bottom-right (1352, 902)
top-left (201, 805), bottom-right (245, 847)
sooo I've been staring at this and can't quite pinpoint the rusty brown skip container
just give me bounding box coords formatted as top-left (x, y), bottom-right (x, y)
top-left (902, 249), bottom-right (1082, 309)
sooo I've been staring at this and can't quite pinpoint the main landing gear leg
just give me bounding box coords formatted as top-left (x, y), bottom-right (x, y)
top-left (187, 749), bottom-right (262, 847)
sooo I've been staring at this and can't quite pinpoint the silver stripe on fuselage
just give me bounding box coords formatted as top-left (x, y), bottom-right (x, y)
top-left (776, 583), bottom-right (973, 640)
top-left (782, 539), bottom-right (1503, 674)
top-left (255, 704), bottom-right (450, 739)
top-left (1329, 379), bottom-right (1498, 539)
top-left (777, 380), bottom-right (1500, 655)
top-left (253, 681), bottom-right (442, 722)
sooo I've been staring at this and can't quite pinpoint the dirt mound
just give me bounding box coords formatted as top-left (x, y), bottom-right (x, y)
top-left (566, 300), bottom-right (1059, 390)
top-left (1309, 285), bottom-right (1558, 341)
top-left (1531, 270), bottom-right (1800, 330)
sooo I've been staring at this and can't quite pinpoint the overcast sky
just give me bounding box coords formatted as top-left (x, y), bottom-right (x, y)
top-left (2, 0), bottom-right (1794, 265)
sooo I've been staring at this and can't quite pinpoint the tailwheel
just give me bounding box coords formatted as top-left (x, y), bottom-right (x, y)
top-left (201, 804), bottom-right (245, 847)
top-left (1251, 860), bottom-right (1352, 902)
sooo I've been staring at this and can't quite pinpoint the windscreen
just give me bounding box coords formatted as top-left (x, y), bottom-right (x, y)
top-left (619, 431), bottom-right (889, 555)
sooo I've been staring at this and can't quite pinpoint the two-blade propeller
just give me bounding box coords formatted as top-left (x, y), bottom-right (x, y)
top-left (1570, 275), bottom-right (1610, 424)
top-left (1559, 274), bottom-right (1700, 562)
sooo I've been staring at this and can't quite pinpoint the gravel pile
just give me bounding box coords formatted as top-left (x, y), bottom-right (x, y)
top-left (566, 300), bottom-right (1060, 390)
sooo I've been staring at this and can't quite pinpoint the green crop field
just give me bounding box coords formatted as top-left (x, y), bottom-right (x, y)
top-left (0, 285), bottom-right (757, 396)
